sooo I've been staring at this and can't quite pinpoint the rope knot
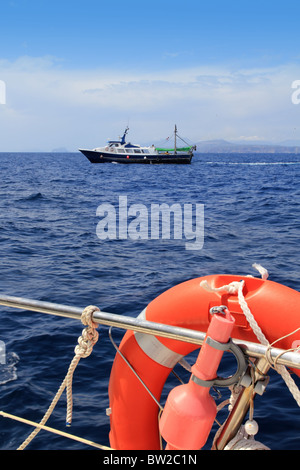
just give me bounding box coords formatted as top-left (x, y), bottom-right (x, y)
top-left (81, 305), bottom-right (99, 329)
top-left (74, 305), bottom-right (100, 359)
top-left (200, 279), bottom-right (241, 294)
top-left (226, 281), bottom-right (241, 294)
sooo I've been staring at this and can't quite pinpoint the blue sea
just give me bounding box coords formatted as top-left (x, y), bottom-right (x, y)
top-left (0, 151), bottom-right (300, 451)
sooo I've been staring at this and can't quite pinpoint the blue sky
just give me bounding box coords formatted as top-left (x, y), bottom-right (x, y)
top-left (1, 0), bottom-right (300, 151)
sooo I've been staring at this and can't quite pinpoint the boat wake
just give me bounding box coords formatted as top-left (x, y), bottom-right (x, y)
top-left (205, 161), bottom-right (300, 165)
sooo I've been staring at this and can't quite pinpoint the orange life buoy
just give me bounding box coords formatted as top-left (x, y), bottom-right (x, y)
top-left (108, 274), bottom-right (300, 450)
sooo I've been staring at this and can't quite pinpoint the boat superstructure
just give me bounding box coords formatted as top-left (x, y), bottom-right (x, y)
top-left (79, 126), bottom-right (196, 164)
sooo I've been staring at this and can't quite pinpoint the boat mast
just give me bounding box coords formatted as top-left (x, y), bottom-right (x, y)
top-left (174, 124), bottom-right (177, 154)
top-left (121, 126), bottom-right (129, 145)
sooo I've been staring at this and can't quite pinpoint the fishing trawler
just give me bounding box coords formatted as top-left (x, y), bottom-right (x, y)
top-left (79, 125), bottom-right (196, 164)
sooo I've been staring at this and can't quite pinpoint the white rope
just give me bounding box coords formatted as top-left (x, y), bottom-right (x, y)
top-left (237, 279), bottom-right (300, 408)
top-left (252, 263), bottom-right (269, 280)
top-left (1, 410), bottom-right (112, 450)
top-left (224, 425), bottom-right (270, 450)
top-left (17, 305), bottom-right (100, 450)
top-left (66, 305), bottom-right (99, 426)
top-left (200, 279), bottom-right (240, 295)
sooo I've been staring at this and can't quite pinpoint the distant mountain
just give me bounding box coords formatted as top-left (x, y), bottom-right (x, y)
top-left (278, 140), bottom-right (300, 147)
top-left (194, 139), bottom-right (300, 154)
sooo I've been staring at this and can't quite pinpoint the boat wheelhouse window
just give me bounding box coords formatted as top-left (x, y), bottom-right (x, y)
top-left (118, 149), bottom-right (125, 153)
top-left (127, 149), bottom-right (134, 154)
top-left (134, 149), bottom-right (141, 153)
top-left (142, 149), bottom-right (150, 154)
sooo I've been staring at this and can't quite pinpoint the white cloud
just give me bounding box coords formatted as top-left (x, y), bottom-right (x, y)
top-left (0, 56), bottom-right (300, 150)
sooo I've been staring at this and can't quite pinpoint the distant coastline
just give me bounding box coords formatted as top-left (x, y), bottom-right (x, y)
top-left (194, 139), bottom-right (300, 154)
top-left (1, 141), bottom-right (300, 154)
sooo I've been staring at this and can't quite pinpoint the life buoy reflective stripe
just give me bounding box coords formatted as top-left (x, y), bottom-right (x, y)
top-left (135, 309), bottom-right (184, 368)
top-left (108, 274), bottom-right (300, 450)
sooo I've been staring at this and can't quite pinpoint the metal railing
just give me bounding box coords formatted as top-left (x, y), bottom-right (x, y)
top-left (0, 293), bottom-right (300, 370)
